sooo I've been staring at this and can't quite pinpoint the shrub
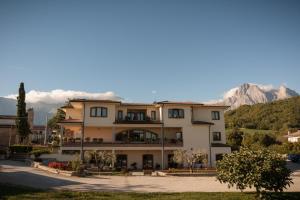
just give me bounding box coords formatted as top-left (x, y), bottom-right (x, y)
top-left (217, 147), bottom-right (293, 198)
top-left (9, 145), bottom-right (32, 153)
top-left (71, 154), bottom-right (81, 172)
top-left (48, 162), bottom-right (67, 170)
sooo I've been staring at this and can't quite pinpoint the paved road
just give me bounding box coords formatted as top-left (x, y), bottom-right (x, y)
top-left (1, 160), bottom-right (300, 192)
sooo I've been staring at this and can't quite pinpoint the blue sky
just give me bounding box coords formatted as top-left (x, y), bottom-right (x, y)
top-left (0, 0), bottom-right (300, 102)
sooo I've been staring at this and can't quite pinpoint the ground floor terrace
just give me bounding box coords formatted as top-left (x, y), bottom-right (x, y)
top-left (55, 146), bottom-right (231, 169)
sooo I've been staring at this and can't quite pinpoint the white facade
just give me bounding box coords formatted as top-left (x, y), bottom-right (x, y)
top-left (58, 100), bottom-right (231, 169)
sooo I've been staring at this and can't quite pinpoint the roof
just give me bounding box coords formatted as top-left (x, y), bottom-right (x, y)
top-left (211, 143), bottom-right (232, 147)
top-left (63, 99), bottom-right (229, 109)
top-left (69, 99), bottom-right (121, 104)
top-left (285, 130), bottom-right (300, 137)
top-left (61, 103), bottom-right (74, 109)
top-left (0, 124), bottom-right (16, 128)
top-left (155, 101), bottom-right (204, 106)
top-left (121, 103), bottom-right (155, 106)
top-left (0, 115), bottom-right (17, 120)
top-left (192, 121), bottom-right (214, 125)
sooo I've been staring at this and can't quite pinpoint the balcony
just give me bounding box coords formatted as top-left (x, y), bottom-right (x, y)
top-left (62, 138), bottom-right (183, 147)
top-left (114, 116), bottom-right (162, 124)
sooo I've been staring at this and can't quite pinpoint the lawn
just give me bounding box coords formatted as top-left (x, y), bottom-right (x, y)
top-left (0, 183), bottom-right (300, 200)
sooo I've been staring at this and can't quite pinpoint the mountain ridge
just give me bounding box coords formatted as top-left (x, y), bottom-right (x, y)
top-left (223, 83), bottom-right (299, 110)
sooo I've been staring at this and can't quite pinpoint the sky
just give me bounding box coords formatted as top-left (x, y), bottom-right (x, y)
top-left (0, 0), bottom-right (300, 103)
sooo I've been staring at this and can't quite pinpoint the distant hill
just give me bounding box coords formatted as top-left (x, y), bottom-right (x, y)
top-left (0, 97), bottom-right (61, 125)
top-left (225, 96), bottom-right (300, 132)
top-left (223, 83), bottom-right (299, 110)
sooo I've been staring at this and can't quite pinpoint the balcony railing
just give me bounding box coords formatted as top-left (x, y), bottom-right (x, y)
top-left (62, 138), bottom-right (183, 147)
top-left (114, 116), bottom-right (162, 124)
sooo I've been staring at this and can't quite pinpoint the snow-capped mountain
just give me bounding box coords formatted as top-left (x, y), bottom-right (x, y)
top-left (223, 83), bottom-right (299, 110)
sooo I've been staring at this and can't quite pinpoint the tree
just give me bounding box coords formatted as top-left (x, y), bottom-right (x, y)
top-left (227, 128), bottom-right (244, 151)
top-left (16, 82), bottom-right (31, 144)
top-left (173, 149), bottom-right (207, 173)
top-left (47, 109), bottom-right (66, 130)
top-left (85, 150), bottom-right (116, 171)
top-left (216, 147), bottom-right (293, 198)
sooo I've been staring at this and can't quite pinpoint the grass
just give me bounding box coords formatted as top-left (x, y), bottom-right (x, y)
top-left (0, 183), bottom-right (300, 200)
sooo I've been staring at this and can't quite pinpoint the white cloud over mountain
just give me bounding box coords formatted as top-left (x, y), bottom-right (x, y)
top-left (5, 89), bottom-right (122, 104)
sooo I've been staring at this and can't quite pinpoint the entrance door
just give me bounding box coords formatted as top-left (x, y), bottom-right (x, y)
top-left (116, 154), bottom-right (127, 169)
top-left (143, 154), bottom-right (153, 169)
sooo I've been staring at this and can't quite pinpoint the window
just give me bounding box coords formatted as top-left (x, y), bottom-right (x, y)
top-left (118, 110), bottom-right (123, 120)
top-left (213, 132), bottom-right (221, 141)
top-left (151, 111), bottom-right (156, 120)
top-left (90, 107), bottom-right (108, 117)
top-left (212, 111), bottom-right (220, 120)
top-left (115, 129), bottom-right (158, 142)
top-left (127, 111), bottom-right (145, 121)
top-left (168, 109), bottom-right (184, 118)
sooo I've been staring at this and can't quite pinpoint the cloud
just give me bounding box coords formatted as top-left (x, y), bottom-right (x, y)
top-left (256, 84), bottom-right (274, 91)
top-left (203, 99), bottom-right (224, 105)
top-left (4, 89), bottom-right (122, 104)
top-left (223, 87), bottom-right (239, 99)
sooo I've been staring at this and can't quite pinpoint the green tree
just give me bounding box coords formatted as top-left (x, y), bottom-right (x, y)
top-left (227, 128), bottom-right (244, 151)
top-left (47, 109), bottom-right (66, 130)
top-left (216, 147), bottom-right (293, 198)
top-left (16, 82), bottom-right (31, 144)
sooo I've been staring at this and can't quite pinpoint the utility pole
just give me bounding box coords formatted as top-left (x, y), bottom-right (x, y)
top-left (44, 115), bottom-right (48, 145)
top-left (80, 102), bottom-right (86, 162)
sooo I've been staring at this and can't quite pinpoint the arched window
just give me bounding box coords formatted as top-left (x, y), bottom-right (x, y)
top-left (115, 129), bottom-right (158, 143)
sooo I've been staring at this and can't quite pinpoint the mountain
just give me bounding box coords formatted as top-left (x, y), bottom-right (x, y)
top-left (225, 96), bottom-right (300, 132)
top-left (0, 97), bottom-right (62, 125)
top-left (223, 83), bottom-right (299, 110)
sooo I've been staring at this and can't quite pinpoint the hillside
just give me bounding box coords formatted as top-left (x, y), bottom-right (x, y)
top-left (225, 96), bottom-right (300, 132)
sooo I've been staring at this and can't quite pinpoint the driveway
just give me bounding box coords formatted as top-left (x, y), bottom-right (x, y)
top-left (1, 160), bottom-right (300, 192)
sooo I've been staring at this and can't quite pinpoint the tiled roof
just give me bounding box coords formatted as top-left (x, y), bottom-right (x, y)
top-left (69, 99), bottom-right (121, 104)
top-left (286, 130), bottom-right (300, 137)
top-left (155, 101), bottom-right (204, 105)
top-left (0, 115), bottom-right (17, 119)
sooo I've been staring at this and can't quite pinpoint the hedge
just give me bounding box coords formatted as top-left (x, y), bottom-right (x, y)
top-left (9, 145), bottom-right (33, 153)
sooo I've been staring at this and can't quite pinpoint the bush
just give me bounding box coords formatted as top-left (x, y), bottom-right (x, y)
top-left (217, 147), bottom-right (293, 198)
top-left (48, 162), bottom-right (67, 170)
top-left (70, 154), bottom-right (81, 172)
top-left (9, 145), bottom-right (32, 153)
